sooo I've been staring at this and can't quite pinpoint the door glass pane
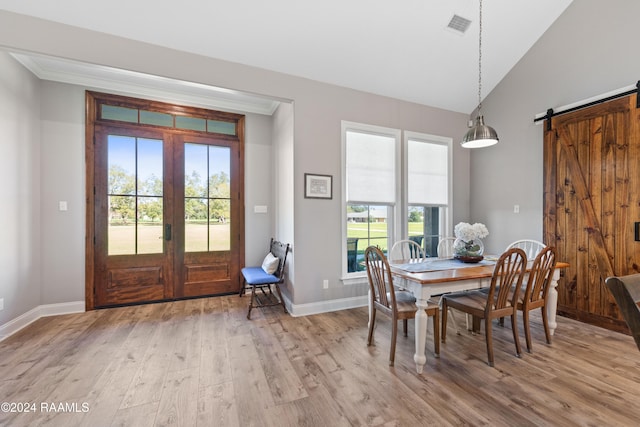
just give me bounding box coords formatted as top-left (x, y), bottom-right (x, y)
top-left (138, 196), bottom-right (163, 254)
top-left (137, 138), bottom-right (164, 196)
top-left (108, 195), bottom-right (136, 255)
top-left (210, 199), bottom-right (230, 250)
top-left (184, 143), bottom-right (231, 252)
top-left (185, 198), bottom-right (209, 252)
top-left (108, 135), bottom-right (164, 255)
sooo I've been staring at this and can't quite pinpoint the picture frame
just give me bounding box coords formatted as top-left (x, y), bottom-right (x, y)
top-left (304, 173), bottom-right (332, 199)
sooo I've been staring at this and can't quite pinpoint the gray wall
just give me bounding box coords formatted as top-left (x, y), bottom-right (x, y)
top-left (0, 51), bottom-right (41, 323)
top-left (473, 0), bottom-right (640, 254)
top-left (0, 9), bottom-right (470, 324)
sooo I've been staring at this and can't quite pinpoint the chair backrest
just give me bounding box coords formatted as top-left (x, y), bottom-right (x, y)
top-left (485, 247), bottom-right (527, 312)
top-left (269, 238), bottom-right (290, 279)
top-left (408, 235), bottom-right (424, 247)
top-left (389, 239), bottom-right (425, 263)
top-left (365, 246), bottom-right (397, 314)
top-left (437, 237), bottom-right (457, 258)
top-left (523, 245), bottom-right (557, 304)
top-left (506, 239), bottom-right (546, 259)
top-left (347, 237), bottom-right (359, 272)
top-left (605, 274), bottom-right (640, 351)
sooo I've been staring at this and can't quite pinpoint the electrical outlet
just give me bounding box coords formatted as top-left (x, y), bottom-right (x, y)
top-left (0, 298), bottom-right (4, 311)
top-left (513, 204), bottom-right (520, 214)
top-left (322, 279), bottom-right (329, 289)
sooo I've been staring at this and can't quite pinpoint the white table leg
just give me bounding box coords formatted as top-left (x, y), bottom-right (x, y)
top-left (547, 269), bottom-right (560, 336)
top-left (413, 297), bottom-right (429, 374)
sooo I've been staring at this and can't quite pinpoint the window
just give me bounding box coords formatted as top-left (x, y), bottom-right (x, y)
top-left (342, 122), bottom-right (451, 277)
top-left (405, 132), bottom-right (452, 257)
top-left (342, 122), bottom-right (400, 274)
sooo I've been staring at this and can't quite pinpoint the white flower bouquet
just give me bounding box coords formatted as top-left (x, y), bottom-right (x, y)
top-left (454, 222), bottom-right (489, 241)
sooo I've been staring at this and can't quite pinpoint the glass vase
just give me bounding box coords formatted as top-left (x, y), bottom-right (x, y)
top-left (453, 238), bottom-right (484, 262)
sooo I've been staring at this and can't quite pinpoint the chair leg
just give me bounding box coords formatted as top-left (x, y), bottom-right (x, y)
top-left (390, 318), bottom-right (398, 366)
top-left (274, 283), bottom-right (288, 314)
top-left (441, 300), bottom-right (448, 343)
top-left (247, 285), bottom-right (256, 319)
top-left (541, 306), bottom-right (552, 344)
top-left (239, 277), bottom-right (246, 296)
top-left (510, 313), bottom-right (522, 358)
top-left (432, 310), bottom-right (440, 356)
top-left (367, 309), bottom-right (377, 346)
top-left (448, 308), bottom-right (461, 335)
top-left (522, 309), bottom-right (532, 352)
top-left (485, 318), bottom-right (494, 367)
top-left (403, 319), bottom-right (408, 337)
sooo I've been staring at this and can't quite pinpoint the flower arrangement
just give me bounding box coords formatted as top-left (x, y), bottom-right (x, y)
top-left (453, 222), bottom-right (489, 258)
top-left (454, 222), bottom-right (489, 241)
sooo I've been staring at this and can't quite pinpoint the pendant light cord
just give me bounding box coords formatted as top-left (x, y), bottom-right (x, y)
top-left (477, 0), bottom-right (483, 114)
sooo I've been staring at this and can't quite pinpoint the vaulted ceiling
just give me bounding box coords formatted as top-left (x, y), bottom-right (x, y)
top-left (0, 0), bottom-right (573, 114)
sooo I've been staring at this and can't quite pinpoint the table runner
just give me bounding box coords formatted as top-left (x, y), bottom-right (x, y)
top-left (394, 258), bottom-right (496, 273)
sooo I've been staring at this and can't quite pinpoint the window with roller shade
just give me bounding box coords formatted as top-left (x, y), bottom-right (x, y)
top-left (342, 122), bottom-right (451, 276)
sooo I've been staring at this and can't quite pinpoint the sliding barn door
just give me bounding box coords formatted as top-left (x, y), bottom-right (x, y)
top-left (543, 94), bottom-right (640, 332)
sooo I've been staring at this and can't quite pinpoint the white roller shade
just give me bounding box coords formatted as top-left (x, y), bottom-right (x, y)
top-left (346, 130), bottom-right (396, 203)
top-left (408, 139), bottom-right (448, 205)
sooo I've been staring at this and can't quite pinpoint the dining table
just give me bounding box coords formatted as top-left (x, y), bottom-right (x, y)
top-left (387, 256), bottom-right (569, 374)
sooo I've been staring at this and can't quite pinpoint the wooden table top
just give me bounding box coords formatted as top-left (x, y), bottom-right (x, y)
top-left (390, 259), bottom-right (569, 285)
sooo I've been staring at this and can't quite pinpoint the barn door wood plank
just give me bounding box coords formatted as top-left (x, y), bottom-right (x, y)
top-left (557, 125), bottom-right (614, 282)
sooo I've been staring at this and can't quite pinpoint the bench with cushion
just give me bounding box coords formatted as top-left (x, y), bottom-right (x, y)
top-left (240, 238), bottom-right (290, 319)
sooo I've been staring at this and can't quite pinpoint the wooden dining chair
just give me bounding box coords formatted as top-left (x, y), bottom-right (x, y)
top-left (518, 245), bottom-right (556, 352)
top-left (365, 246), bottom-right (440, 366)
top-left (442, 247), bottom-right (527, 367)
top-left (605, 274), bottom-right (640, 351)
top-left (389, 239), bottom-right (425, 264)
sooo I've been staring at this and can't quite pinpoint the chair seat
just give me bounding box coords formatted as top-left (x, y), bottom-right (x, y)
top-left (446, 289), bottom-right (515, 312)
top-left (390, 290), bottom-right (439, 314)
top-left (479, 284), bottom-right (522, 303)
top-left (241, 267), bottom-right (278, 285)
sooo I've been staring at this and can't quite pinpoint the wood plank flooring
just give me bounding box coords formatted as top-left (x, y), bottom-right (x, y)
top-left (0, 294), bottom-right (639, 426)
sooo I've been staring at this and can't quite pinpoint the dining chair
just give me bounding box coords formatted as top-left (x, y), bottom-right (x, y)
top-left (605, 274), bottom-right (640, 351)
top-left (517, 245), bottom-right (557, 352)
top-left (347, 237), bottom-right (361, 272)
top-left (506, 239), bottom-right (546, 259)
top-left (437, 237), bottom-right (457, 258)
top-left (365, 246), bottom-right (440, 366)
top-left (442, 247), bottom-right (527, 367)
top-left (389, 239), bottom-right (425, 264)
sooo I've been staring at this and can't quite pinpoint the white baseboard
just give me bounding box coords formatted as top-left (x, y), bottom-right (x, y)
top-left (0, 301), bottom-right (85, 342)
top-left (283, 294), bottom-right (368, 317)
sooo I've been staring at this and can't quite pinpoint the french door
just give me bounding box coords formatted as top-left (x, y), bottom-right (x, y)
top-left (86, 92), bottom-right (245, 308)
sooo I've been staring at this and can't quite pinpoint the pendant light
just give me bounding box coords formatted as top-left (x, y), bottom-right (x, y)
top-left (462, 0), bottom-right (499, 148)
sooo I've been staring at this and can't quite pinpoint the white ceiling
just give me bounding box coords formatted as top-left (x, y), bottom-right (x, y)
top-left (0, 0), bottom-right (573, 114)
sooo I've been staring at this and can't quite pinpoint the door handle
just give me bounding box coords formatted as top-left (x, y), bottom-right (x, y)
top-left (165, 224), bottom-right (172, 241)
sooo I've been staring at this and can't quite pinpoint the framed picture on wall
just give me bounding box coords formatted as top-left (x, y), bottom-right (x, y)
top-left (304, 173), bottom-right (332, 199)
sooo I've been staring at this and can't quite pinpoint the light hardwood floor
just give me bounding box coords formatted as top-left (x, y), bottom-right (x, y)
top-left (1, 294), bottom-right (639, 426)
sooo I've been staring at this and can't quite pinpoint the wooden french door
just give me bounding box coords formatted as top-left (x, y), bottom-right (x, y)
top-left (87, 92), bottom-right (245, 308)
top-left (543, 94), bottom-right (640, 332)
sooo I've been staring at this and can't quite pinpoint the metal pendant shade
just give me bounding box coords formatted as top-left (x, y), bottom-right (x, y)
top-left (462, 115), bottom-right (498, 148)
top-left (461, 0), bottom-right (498, 148)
